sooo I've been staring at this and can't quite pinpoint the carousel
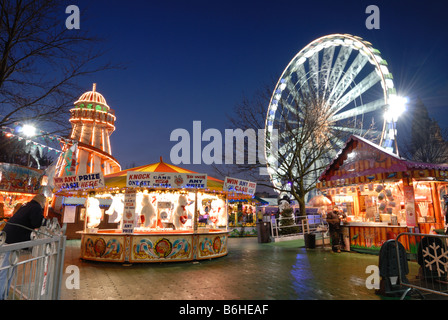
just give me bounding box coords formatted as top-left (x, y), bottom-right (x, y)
top-left (55, 158), bottom-right (229, 263)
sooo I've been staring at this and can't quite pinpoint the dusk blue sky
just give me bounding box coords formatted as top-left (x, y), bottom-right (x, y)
top-left (67, 0), bottom-right (448, 180)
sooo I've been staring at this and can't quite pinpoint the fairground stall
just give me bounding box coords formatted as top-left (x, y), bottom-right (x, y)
top-left (0, 163), bottom-right (43, 220)
top-left (223, 177), bottom-right (262, 237)
top-left (227, 197), bottom-right (268, 237)
top-left (317, 135), bottom-right (448, 254)
top-left (55, 159), bottom-right (230, 263)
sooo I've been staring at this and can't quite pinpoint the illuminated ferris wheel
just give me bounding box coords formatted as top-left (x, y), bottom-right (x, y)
top-left (265, 34), bottom-right (406, 192)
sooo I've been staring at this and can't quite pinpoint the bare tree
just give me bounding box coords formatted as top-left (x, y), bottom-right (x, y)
top-left (401, 120), bottom-right (448, 163)
top-left (399, 98), bottom-right (448, 164)
top-left (0, 0), bottom-right (117, 135)
top-left (212, 84), bottom-right (274, 191)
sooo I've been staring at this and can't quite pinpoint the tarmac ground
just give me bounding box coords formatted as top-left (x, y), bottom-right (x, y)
top-left (61, 237), bottom-right (384, 300)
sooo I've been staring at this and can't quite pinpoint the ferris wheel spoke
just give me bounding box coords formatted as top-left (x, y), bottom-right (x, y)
top-left (278, 140), bottom-right (297, 156)
top-left (275, 117), bottom-right (299, 125)
top-left (283, 79), bottom-right (306, 117)
top-left (326, 46), bottom-right (353, 99)
top-left (330, 135), bottom-right (347, 150)
top-left (330, 98), bottom-right (385, 122)
top-left (330, 125), bottom-right (381, 137)
top-left (319, 46), bottom-right (335, 98)
top-left (278, 129), bottom-right (300, 145)
top-left (280, 98), bottom-right (301, 118)
top-left (314, 158), bottom-right (331, 175)
top-left (330, 70), bottom-right (381, 115)
top-left (328, 52), bottom-right (369, 106)
top-left (296, 64), bottom-right (312, 99)
top-left (308, 52), bottom-right (319, 97)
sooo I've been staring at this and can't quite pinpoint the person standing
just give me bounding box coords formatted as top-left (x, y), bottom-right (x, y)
top-left (0, 194), bottom-right (47, 299)
top-left (257, 210), bottom-right (263, 222)
top-left (326, 208), bottom-right (346, 253)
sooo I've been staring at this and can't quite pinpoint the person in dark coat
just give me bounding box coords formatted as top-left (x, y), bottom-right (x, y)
top-left (0, 194), bottom-right (47, 299)
top-left (2, 194), bottom-right (47, 244)
top-left (326, 208), bottom-right (346, 253)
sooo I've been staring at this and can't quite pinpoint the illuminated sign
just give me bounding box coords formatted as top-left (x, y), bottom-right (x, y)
top-left (126, 172), bottom-right (207, 189)
top-left (54, 172), bottom-right (104, 190)
top-left (223, 177), bottom-right (256, 196)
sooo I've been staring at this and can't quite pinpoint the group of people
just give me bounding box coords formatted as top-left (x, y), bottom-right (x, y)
top-left (325, 207), bottom-right (346, 253)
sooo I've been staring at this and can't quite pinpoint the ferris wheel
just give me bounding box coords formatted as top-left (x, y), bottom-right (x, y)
top-left (265, 34), bottom-right (404, 192)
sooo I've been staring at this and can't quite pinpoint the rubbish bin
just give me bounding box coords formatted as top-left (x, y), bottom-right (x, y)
top-left (304, 233), bottom-right (316, 249)
top-left (257, 221), bottom-right (271, 243)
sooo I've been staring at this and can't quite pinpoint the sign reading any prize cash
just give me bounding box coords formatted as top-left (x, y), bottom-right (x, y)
top-left (54, 172), bottom-right (104, 190)
top-left (126, 172), bottom-right (207, 189)
top-left (223, 177), bottom-right (256, 196)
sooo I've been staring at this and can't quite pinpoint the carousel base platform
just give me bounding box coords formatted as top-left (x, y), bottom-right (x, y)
top-left (80, 229), bottom-right (228, 263)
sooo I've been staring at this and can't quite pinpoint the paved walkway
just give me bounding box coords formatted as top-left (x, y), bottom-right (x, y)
top-left (60, 237), bottom-right (383, 300)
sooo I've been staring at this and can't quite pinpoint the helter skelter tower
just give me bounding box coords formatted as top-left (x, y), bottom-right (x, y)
top-left (57, 84), bottom-right (121, 177)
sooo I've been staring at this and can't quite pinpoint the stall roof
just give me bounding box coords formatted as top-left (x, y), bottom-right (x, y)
top-left (319, 135), bottom-right (448, 183)
top-left (104, 157), bottom-right (224, 191)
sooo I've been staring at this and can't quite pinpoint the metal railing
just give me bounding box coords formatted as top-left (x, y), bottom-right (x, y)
top-left (394, 232), bottom-right (448, 299)
top-left (270, 214), bottom-right (329, 240)
top-left (0, 218), bottom-right (66, 300)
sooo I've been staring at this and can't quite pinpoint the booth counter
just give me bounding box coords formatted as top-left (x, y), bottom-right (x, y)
top-left (80, 228), bottom-right (228, 263)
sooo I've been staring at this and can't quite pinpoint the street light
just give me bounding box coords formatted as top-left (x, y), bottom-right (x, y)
top-left (385, 95), bottom-right (408, 122)
top-left (383, 95), bottom-right (408, 156)
top-left (22, 124), bottom-right (36, 137)
top-left (20, 124), bottom-right (37, 167)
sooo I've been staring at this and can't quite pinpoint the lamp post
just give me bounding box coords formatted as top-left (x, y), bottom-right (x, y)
top-left (22, 124), bottom-right (36, 137)
top-left (22, 124), bottom-right (36, 167)
top-left (384, 95), bottom-right (408, 156)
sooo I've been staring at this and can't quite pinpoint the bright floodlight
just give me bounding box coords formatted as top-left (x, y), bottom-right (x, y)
top-left (385, 95), bottom-right (407, 121)
top-left (22, 124), bottom-right (36, 137)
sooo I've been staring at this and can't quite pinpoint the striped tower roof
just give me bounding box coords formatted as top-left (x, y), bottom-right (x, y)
top-left (74, 83), bottom-right (110, 109)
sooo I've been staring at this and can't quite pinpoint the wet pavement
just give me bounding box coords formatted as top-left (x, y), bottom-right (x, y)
top-left (60, 237), bottom-right (383, 300)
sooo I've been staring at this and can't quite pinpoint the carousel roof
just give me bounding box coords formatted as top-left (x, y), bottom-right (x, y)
top-left (104, 157), bottom-right (224, 191)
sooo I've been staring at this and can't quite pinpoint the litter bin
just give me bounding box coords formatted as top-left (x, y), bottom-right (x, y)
top-left (257, 221), bottom-right (271, 243)
top-left (304, 233), bottom-right (316, 248)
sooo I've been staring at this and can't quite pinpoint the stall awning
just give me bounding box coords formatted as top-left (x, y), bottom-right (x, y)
top-left (104, 157), bottom-right (224, 191)
top-left (318, 135), bottom-right (448, 188)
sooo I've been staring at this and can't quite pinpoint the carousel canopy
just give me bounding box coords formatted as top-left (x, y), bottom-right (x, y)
top-left (104, 157), bottom-right (224, 191)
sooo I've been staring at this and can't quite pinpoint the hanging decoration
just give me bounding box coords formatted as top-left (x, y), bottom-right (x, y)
top-left (0, 125), bottom-right (70, 156)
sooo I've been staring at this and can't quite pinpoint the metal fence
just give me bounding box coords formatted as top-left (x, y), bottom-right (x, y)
top-left (381, 232), bottom-right (448, 299)
top-left (270, 214), bottom-right (329, 243)
top-left (0, 218), bottom-right (66, 300)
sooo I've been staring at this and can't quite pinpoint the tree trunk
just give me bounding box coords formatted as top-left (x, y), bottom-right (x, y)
top-left (298, 197), bottom-right (306, 216)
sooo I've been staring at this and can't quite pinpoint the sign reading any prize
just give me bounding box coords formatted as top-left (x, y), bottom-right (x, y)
top-left (126, 172), bottom-right (207, 189)
top-left (54, 172), bottom-right (104, 190)
top-left (223, 177), bottom-right (256, 196)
